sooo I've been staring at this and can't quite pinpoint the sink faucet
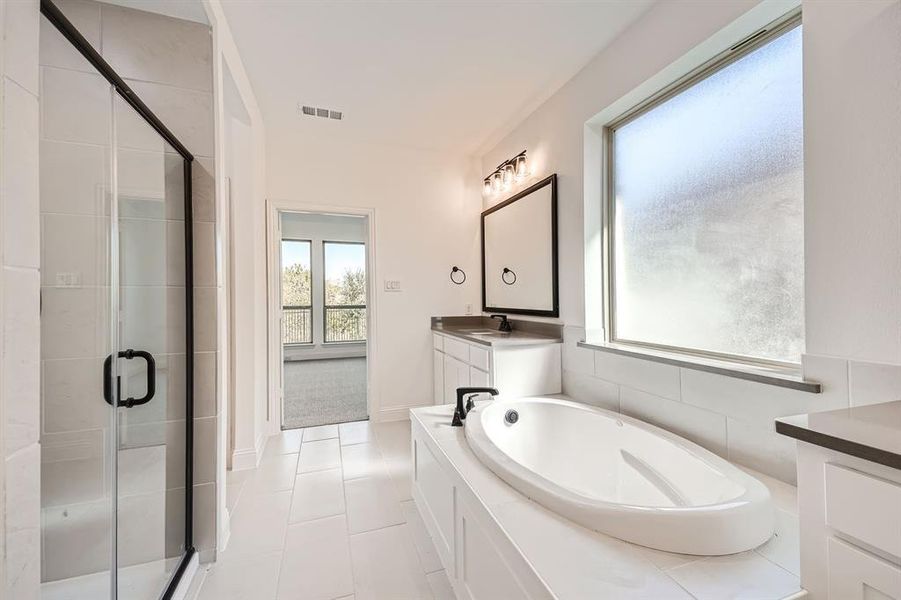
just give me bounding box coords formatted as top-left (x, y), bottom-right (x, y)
top-left (451, 387), bottom-right (499, 426)
top-left (490, 314), bottom-right (512, 332)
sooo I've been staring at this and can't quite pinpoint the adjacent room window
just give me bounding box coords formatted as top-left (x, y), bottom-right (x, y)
top-left (606, 17), bottom-right (803, 365)
top-left (282, 239), bottom-right (313, 344)
top-left (323, 241), bottom-right (367, 343)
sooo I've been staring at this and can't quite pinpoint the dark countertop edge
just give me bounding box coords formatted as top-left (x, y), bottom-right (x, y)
top-left (775, 419), bottom-right (901, 470)
top-left (431, 326), bottom-right (562, 348)
top-left (577, 341), bottom-right (821, 393)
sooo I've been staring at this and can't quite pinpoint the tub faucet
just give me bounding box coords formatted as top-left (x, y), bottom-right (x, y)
top-left (490, 314), bottom-right (512, 332)
top-left (452, 387), bottom-right (499, 427)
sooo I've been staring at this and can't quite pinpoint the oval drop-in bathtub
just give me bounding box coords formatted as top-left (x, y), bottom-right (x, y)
top-left (464, 397), bottom-right (775, 555)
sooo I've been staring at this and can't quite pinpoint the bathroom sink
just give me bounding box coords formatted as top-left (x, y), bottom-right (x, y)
top-left (461, 329), bottom-right (510, 337)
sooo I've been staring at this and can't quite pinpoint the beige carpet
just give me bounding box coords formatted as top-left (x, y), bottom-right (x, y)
top-left (283, 357), bottom-right (368, 429)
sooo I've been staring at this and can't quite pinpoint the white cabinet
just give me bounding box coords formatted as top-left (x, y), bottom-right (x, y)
top-left (431, 332), bottom-right (561, 405)
top-left (797, 443), bottom-right (901, 599)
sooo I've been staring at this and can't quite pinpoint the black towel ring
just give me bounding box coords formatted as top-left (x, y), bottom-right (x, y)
top-left (450, 266), bottom-right (466, 285)
top-left (502, 267), bottom-right (517, 285)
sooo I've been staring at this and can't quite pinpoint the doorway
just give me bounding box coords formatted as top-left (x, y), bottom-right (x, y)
top-left (278, 212), bottom-right (370, 429)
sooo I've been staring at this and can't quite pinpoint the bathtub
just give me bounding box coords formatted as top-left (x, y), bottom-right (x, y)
top-left (464, 397), bottom-right (775, 555)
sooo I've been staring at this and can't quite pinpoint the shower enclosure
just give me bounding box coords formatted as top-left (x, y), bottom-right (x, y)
top-left (39, 0), bottom-right (195, 598)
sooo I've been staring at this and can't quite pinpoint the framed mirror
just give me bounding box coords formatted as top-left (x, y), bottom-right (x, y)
top-left (482, 174), bottom-right (558, 317)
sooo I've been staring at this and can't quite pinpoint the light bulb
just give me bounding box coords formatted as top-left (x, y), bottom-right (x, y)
top-left (514, 153), bottom-right (528, 180)
top-left (483, 178), bottom-right (492, 196)
top-left (491, 171), bottom-right (503, 193)
top-left (503, 163), bottom-right (515, 189)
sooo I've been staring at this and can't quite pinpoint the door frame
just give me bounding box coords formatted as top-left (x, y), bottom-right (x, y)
top-left (266, 200), bottom-right (379, 432)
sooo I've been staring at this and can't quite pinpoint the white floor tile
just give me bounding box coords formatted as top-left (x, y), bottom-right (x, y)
top-left (372, 420), bottom-right (412, 460)
top-left (303, 424), bottom-right (339, 442)
top-left (340, 420), bottom-right (373, 446)
top-left (341, 443), bottom-right (386, 481)
top-left (226, 482), bottom-right (243, 514)
top-left (345, 476), bottom-right (405, 535)
top-left (198, 551), bottom-right (281, 600)
top-left (298, 438), bottom-right (342, 473)
top-left (401, 500), bottom-right (443, 573)
top-left (350, 524), bottom-right (433, 600)
top-left (290, 468), bottom-right (345, 524)
top-left (277, 515), bottom-right (354, 600)
top-left (223, 491), bottom-right (291, 560)
top-left (667, 551), bottom-right (800, 600)
top-left (263, 429), bottom-right (304, 458)
top-left (248, 454), bottom-right (298, 495)
top-left (426, 570), bottom-right (454, 600)
top-left (755, 508), bottom-right (801, 577)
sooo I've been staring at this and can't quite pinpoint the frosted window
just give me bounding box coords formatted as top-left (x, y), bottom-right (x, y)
top-left (611, 25), bottom-right (803, 363)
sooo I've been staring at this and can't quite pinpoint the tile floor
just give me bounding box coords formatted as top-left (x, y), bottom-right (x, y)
top-left (199, 420), bottom-right (452, 600)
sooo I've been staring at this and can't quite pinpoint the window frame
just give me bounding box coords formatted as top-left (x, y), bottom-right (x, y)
top-left (602, 10), bottom-right (803, 370)
top-left (322, 240), bottom-right (367, 344)
top-left (281, 237), bottom-right (314, 346)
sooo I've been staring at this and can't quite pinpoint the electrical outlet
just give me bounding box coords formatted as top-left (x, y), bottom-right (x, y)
top-left (384, 279), bottom-right (402, 292)
top-left (465, 303), bottom-right (473, 315)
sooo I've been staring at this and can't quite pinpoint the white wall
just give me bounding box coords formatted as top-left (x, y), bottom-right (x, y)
top-left (480, 0), bottom-right (901, 484)
top-left (280, 212), bottom-right (368, 360)
top-left (267, 134), bottom-right (482, 421)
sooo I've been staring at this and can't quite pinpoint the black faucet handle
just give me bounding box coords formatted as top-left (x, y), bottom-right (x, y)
top-left (465, 394), bottom-right (478, 412)
top-left (490, 314), bottom-right (512, 332)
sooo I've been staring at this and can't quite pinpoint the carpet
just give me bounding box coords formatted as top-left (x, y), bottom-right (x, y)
top-left (283, 357), bottom-right (368, 429)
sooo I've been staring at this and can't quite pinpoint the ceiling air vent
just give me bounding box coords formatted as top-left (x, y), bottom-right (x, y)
top-left (298, 103), bottom-right (343, 121)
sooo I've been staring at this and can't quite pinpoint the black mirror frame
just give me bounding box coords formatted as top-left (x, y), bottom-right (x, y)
top-left (481, 173), bottom-right (559, 318)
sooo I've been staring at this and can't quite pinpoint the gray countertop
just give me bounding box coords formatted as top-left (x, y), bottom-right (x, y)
top-left (776, 400), bottom-right (901, 469)
top-left (431, 315), bottom-right (562, 347)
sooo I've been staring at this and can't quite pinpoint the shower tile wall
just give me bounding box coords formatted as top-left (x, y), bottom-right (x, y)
top-left (38, 0), bottom-right (217, 583)
top-left (0, 0), bottom-right (42, 596)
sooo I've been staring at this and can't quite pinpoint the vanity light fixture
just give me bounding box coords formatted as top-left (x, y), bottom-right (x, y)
top-left (483, 150), bottom-right (529, 197)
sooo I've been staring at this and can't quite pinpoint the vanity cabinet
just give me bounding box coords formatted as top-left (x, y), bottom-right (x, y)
top-left (431, 332), bottom-right (561, 405)
top-left (795, 445), bottom-right (901, 599)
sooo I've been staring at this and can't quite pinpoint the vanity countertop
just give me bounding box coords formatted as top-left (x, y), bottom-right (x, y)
top-left (431, 316), bottom-right (562, 347)
top-left (776, 400), bottom-right (901, 469)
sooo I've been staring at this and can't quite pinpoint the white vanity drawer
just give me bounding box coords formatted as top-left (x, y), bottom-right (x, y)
top-left (433, 334), bottom-right (444, 351)
top-left (444, 337), bottom-right (470, 362)
top-left (827, 536), bottom-right (901, 599)
top-left (825, 463), bottom-right (901, 557)
top-left (469, 345), bottom-right (489, 371)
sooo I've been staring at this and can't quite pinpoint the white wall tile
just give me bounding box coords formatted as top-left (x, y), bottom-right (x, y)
top-left (40, 66), bottom-right (110, 145)
top-left (802, 353), bottom-right (849, 409)
top-left (3, 0), bottom-right (40, 95)
top-left (4, 444), bottom-right (41, 597)
top-left (562, 325), bottom-right (594, 375)
top-left (39, 140), bottom-right (108, 216)
top-left (594, 351), bottom-right (681, 400)
top-left (680, 368), bottom-right (846, 431)
top-left (126, 80), bottom-right (214, 157)
top-left (39, 287), bottom-right (109, 360)
top-left (726, 418), bottom-right (798, 485)
top-left (562, 369), bottom-right (619, 411)
top-left (41, 214), bottom-right (108, 287)
top-left (848, 359), bottom-right (901, 407)
top-left (100, 4), bottom-right (212, 93)
top-left (39, 0), bottom-right (100, 73)
top-left (2, 268), bottom-right (40, 455)
top-left (620, 387), bottom-right (727, 457)
top-left (2, 80), bottom-right (40, 269)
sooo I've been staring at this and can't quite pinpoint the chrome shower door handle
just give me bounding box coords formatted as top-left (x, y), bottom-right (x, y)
top-left (103, 349), bottom-right (156, 408)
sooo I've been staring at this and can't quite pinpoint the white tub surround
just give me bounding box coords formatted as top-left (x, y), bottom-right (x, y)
top-left (411, 402), bottom-right (803, 600)
top-left (777, 402), bottom-right (901, 599)
top-left (465, 397), bottom-right (774, 555)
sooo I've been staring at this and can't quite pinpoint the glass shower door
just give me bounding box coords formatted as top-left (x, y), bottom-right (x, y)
top-left (111, 95), bottom-right (191, 597)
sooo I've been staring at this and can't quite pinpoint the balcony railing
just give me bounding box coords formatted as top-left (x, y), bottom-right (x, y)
top-left (324, 305), bottom-right (367, 343)
top-left (283, 305), bottom-right (312, 344)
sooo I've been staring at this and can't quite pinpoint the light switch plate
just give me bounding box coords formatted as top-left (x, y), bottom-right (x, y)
top-left (384, 279), bottom-right (402, 292)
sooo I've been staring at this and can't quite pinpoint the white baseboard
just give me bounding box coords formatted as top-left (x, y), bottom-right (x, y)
top-left (230, 446), bottom-right (260, 471)
top-left (373, 404), bottom-right (421, 422)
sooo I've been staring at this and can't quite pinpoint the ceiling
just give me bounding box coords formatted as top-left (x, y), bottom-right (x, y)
top-left (99, 0), bottom-right (208, 24)
top-left (221, 0), bottom-right (655, 156)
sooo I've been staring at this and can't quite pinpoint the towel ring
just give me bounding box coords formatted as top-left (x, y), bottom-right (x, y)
top-left (502, 267), bottom-right (517, 285)
top-left (450, 266), bottom-right (466, 285)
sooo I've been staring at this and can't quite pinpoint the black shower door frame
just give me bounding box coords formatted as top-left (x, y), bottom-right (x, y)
top-left (39, 0), bottom-right (197, 597)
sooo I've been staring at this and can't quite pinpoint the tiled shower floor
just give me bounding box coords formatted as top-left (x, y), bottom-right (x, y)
top-left (199, 420), bottom-right (452, 599)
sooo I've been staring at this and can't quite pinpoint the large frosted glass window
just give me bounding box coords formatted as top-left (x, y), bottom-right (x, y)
top-left (609, 21), bottom-right (803, 364)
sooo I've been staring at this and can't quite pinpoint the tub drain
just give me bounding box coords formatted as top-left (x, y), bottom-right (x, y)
top-left (504, 409), bottom-right (519, 425)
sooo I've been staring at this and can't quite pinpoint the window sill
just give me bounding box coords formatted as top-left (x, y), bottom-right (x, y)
top-left (576, 340), bottom-right (821, 394)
